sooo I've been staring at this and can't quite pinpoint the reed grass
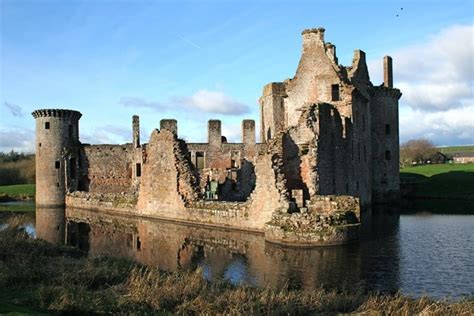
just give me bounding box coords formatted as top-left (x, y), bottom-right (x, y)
top-left (0, 217), bottom-right (472, 315)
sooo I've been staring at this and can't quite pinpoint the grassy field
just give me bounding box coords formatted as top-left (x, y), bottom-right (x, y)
top-left (400, 164), bottom-right (474, 201)
top-left (438, 145), bottom-right (474, 154)
top-left (0, 184), bottom-right (35, 201)
top-left (0, 217), bottom-right (472, 315)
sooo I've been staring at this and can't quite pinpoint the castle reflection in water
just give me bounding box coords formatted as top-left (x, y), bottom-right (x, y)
top-left (36, 206), bottom-right (401, 293)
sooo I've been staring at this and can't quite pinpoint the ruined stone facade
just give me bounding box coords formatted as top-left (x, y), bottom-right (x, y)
top-left (33, 28), bottom-right (401, 246)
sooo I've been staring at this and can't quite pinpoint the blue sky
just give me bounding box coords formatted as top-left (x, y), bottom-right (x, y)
top-left (1, 0), bottom-right (473, 152)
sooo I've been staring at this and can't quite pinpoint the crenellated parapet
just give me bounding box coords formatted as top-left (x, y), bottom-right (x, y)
top-left (371, 86), bottom-right (402, 99)
top-left (32, 109), bottom-right (82, 120)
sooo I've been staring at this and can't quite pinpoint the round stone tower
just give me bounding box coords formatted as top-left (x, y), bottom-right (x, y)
top-left (32, 109), bottom-right (82, 206)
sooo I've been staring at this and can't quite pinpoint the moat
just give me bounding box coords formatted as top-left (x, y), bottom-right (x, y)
top-left (2, 202), bottom-right (473, 300)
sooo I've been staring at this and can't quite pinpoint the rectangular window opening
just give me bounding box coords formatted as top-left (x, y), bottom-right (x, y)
top-left (70, 158), bottom-right (76, 179)
top-left (68, 124), bottom-right (73, 138)
top-left (45, 122), bottom-right (50, 129)
top-left (55, 161), bottom-right (60, 169)
top-left (136, 163), bottom-right (141, 177)
top-left (331, 84), bottom-right (340, 101)
top-left (385, 124), bottom-right (391, 135)
top-left (136, 236), bottom-right (141, 251)
top-left (385, 150), bottom-right (391, 160)
top-left (195, 152), bottom-right (205, 169)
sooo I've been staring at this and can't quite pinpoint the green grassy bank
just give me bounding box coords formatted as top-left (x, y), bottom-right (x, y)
top-left (400, 164), bottom-right (474, 201)
top-left (1, 217), bottom-right (472, 315)
top-left (0, 184), bottom-right (35, 202)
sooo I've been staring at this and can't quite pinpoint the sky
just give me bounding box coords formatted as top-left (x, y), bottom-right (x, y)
top-left (1, 0), bottom-right (473, 152)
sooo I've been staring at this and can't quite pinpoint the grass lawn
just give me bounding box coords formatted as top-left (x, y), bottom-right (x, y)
top-left (0, 184), bottom-right (35, 201)
top-left (400, 164), bottom-right (474, 200)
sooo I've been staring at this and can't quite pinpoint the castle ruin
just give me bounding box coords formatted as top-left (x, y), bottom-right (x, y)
top-left (33, 28), bottom-right (401, 246)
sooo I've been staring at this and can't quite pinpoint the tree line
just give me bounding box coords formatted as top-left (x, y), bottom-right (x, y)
top-left (400, 138), bottom-right (444, 167)
top-left (0, 151), bottom-right (35, 185)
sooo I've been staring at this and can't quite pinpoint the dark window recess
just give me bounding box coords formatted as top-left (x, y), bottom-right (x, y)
top-left (70, 158), bottom-right (76, 179)
top-left (55, 161), bottom-right (60, 169)
top-left (39, 143), bottom-right (42, 147)
top-left (68, 124), bottom-right (73, 138)
top-left (45, 122), bottom-right (50, 129)
top-left (56, 183), bottom-right (60, 187)
top-left (136, 163), bottom-right (141, 177)
top-left (356, 181), bottom-right (359, 190)
top-left (385, 124), bottom-right (391, 135)
top-left (385, 150), bottom-right (391, 160)
top-left (232, 182), bottom-right (237, 191)
top-left (331, 84), bottom-right (340, 101)
top-left (196, 152), bottom-right (204, 169)
top-left (136, 236), bottom-right (141, 251)
top-left (362, 115), bottom-right (366, 131)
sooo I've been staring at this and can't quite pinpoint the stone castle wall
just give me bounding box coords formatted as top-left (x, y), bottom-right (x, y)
top-left (34, 27), bottom-right (401, 245)
top-left (80, 144), bottom-right (134, 194)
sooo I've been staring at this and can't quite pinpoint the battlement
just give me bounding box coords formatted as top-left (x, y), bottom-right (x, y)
top-left (302, 27), bottom-right (326, 47)
top-left (32, 109), bottom-right (82, 120)
top-left (301, 27), bottom-right (326, 36)
top-left (371, 86), bottom-right (402, 99)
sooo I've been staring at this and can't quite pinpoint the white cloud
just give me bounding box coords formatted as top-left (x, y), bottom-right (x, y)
top-left (179, 90), bottom-right (249, 115)
top-left (119, 90), bottom-right (250, 116)
top-left (393, 24), bottom-right (473, 112)
top-left (400, 104), bottom-right (474, 146)
top-left (118, 97), bottom-right (166, 110)
top-left (81, 125), bottom-right (132, 145)
top-left (368, 24), bottom-right (474, 145)
top-left (0, 128), bottom-right (34, 153)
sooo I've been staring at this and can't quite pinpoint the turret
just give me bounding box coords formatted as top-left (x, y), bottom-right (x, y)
top-left (32, 109), bottom-right (82, 206)
top-left (370, 56), bottom-right (402, 204)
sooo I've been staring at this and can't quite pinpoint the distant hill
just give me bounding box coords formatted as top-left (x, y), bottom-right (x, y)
top-left (438, 145), bottom-right (474, 154)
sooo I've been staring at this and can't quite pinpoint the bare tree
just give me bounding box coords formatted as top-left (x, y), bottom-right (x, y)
top-left (400, 138), bottom-right (437, 166)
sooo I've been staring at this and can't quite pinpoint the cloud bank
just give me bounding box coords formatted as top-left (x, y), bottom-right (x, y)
top-left (0, 128), bottom-right (34, 153)
top-left (370, 24), bottom-right (473, 145)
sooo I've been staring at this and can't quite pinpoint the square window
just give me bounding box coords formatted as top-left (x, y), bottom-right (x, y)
top-left (385, 150), bottom-right (391, 160)
top-left (45, 122), bottom-right (50, 129)
top-left (385, 124), bottom-right (391, 135)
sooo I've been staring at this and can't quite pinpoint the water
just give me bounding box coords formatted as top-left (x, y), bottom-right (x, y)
top-left (1, 203), bottom-right (473, 299)
top-left (0, 201), bottom-right (36, 237)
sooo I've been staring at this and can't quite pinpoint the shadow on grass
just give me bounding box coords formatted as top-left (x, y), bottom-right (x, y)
top-left (401, 171), bottom-right (474, 201)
